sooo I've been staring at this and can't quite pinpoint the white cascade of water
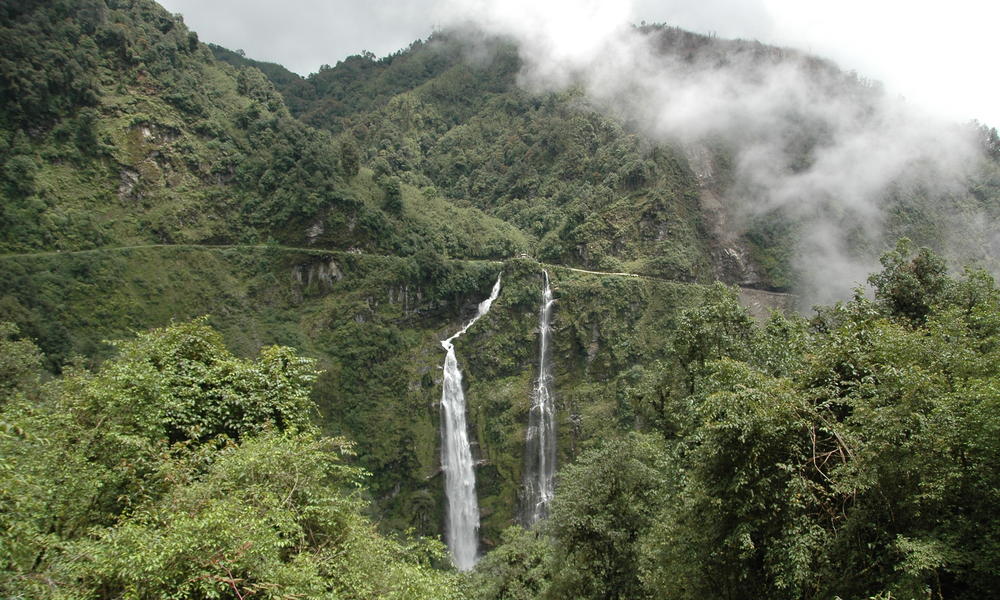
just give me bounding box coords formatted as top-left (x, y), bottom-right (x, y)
top-left (440, 273), bottom-right (502, 571)
top-left (523, 270), bottom-right (556, 525)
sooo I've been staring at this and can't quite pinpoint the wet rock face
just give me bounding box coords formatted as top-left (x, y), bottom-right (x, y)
top-left (118, 167), bottom-right (140, 201)
top-left (136, 122), bottom-right (180, 144)
top-left (685, 144), bottom-right (764, 287)
top-left (293, 258), bottom-right (343, 290)
top-left (714, 244), bottom-right (762, 287)
top-left (118, 122), bottom-right (185, 203)
top-left (738, 286), bottom-right (799, 320)
top-left (305, 220), bottom-right (324, 244)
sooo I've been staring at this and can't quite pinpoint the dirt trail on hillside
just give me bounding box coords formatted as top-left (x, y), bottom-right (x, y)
top-left (1, 243), bottom-right (797, 316)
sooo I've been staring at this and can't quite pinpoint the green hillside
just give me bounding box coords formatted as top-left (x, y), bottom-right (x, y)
top-left (0, 244), bottom-right (710, 544)
top-left (216, 26), bottom-right (1000, 293)
top-left (3, 1), bottom-right (1000, 598)
top-left (0, 0), bottom-right (526, 260)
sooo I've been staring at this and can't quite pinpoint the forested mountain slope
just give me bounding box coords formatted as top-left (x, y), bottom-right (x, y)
top-left (0, 0), bottom-right (526, 257)
top-left (219, 26), bottom-right (1000, 295)
top-left (218, 32), bottom-right (718, 283)
top-left (3, 1), bottom-right (1000, 598)
top-left (0, 0), bottom-right (712, 554)
top-left (468, 240), bottom-right (1000, 600)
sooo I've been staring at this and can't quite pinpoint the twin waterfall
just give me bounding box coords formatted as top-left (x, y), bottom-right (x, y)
top-left (440, 274), bottom-right (502, 571)
top-left (522, 271), bottom-right (556, 524)
top-left (439, 271), bottom-right (556, 570)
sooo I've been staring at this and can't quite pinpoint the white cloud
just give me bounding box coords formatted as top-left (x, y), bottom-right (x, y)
top-left (435, 0), bottom-right (988, 302)
top-left (159, 0), bottom-right (439, 74)
top-left (158, 0), bottom-right (997, 302)
top-left (760, 0), bottom-right (1000, 125)
top-left (160, 0), bottom-right (999, 126)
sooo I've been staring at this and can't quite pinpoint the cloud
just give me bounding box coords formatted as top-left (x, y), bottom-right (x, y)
top-left (161, 0), bottom-right (999, 126)
top-left (760, 0), bottom-right (1000, 126)
top-left (160, 0), bottom-right (996, 303)
top-left (631, 0), bottom-right (775, 40)
top-left (436, 0), bottom-right (987, 304)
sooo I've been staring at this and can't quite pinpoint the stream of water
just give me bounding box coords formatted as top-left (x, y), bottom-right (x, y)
top-left (440, 273), bottom-right (502, 570)
top-left (523, 270), bottom-right (556, 524)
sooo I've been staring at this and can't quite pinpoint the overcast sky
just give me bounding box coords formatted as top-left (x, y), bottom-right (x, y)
top-left (158, 0), bottom-right (999, 126)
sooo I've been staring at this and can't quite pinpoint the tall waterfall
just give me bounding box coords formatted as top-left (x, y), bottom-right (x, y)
top-left (523, 270), bottom-right (556, 525)
top-left (440, 273), bottom-right (502, 571)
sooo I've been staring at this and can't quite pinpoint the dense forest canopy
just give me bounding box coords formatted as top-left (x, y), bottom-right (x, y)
top-left (2, 0), bottom-right (999, 598)
top-left (472, 240), bottom-right (1000, 599)
top-left (5, 243), bottom-right (1000, 598)
top-left (1, 319), bottom-right (463, 598)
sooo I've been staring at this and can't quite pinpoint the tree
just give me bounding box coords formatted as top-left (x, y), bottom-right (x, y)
top-left (61, 433), bottom-right (461, 600)
top-left (869, 238), bottom-right (949, 322)
top-left (642, 360), bottom-right (827, 600)
top-left (465, 526), bottom-right (554, 600)
top-left (643, 250), bottom-right (1000, 600)
top-left (0, 322), bottom-right (42, 402)
top-left (1, 320), bottom-right (464, 599)
top-left (340, 137), bottom-right (361, 176)
top-left (545, 433), bottom-right (669, 600)
top-left (673, 282), bottom-right (758, 388)
top-left (383, 176), bottom-right (404, 214)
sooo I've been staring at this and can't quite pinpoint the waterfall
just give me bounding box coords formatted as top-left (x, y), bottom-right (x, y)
top-left (440, 273), bottom-right (502, 571)
top-left (523, 270), bottom-right (556, 525)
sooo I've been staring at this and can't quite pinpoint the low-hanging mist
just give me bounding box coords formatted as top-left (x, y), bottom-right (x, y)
top-left (440, 0), bottom-right (997, 304)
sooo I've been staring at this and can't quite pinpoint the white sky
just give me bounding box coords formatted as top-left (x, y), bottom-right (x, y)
top-left (158, 0), bottom-right (1000, 126)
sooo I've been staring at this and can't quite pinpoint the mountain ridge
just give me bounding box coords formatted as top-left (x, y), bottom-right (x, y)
top-left (2, 3), bottom-right (1000, 596)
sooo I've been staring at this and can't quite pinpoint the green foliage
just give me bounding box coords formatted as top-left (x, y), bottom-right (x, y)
top-left (0, 320), bottom-right (464, 599)
top-left (869, 237), bottom-right (949, 322)
top-left (61, 433), bottom-right (461, 600)
top-left (658, 252), bottom-right (1000, 598)
top-left (642, 359), bottom-right (826, 600)
top-left (0, 1), bottom-right (528, 263)
top-left (2, 246), bottom-right (583, 546)
top-left (463, 527), bottom-right (554, 600)
top-left (355, 79), bottom-right (709, 275)
top-left (284, 35), bottom-right (462, 134)
top-left (208, 43), bottom-right (314, 114)
top-left (229, 32), bottom-right (712, 278)
top-left (473, 247), bottom-right (1000, 600)
top-left (8, 4), bottom-right (1000, 595)
top-left (384, 176), bottom-right (404, 214)
top-left (544, 433), bottom-right (669, 600)
top-left (673, 281), bottom-right (758, 374)
top-left (0, 0), bottom-right (101, 126)
top-left (744, 209), bottom-right (799, 289)
top-left (340, 137), bottom-right (362, 177)
top-left (0, 322), bottom-right (42, 401)
top-left (93, 318), bottom-right (318, 443)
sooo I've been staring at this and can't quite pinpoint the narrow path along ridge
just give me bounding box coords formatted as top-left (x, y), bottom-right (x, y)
top-left (0, 243), bottom-right (794, 305)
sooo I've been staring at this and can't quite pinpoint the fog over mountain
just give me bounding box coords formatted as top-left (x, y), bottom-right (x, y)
top-left (154, 0), bottom-right (1000, 303)
top-left (437, 0), bottom-right (992, 303)
top-left (4, 3), bottom-right (1000, 597)
top-left (160, 0), bottom-right (1000, 126)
